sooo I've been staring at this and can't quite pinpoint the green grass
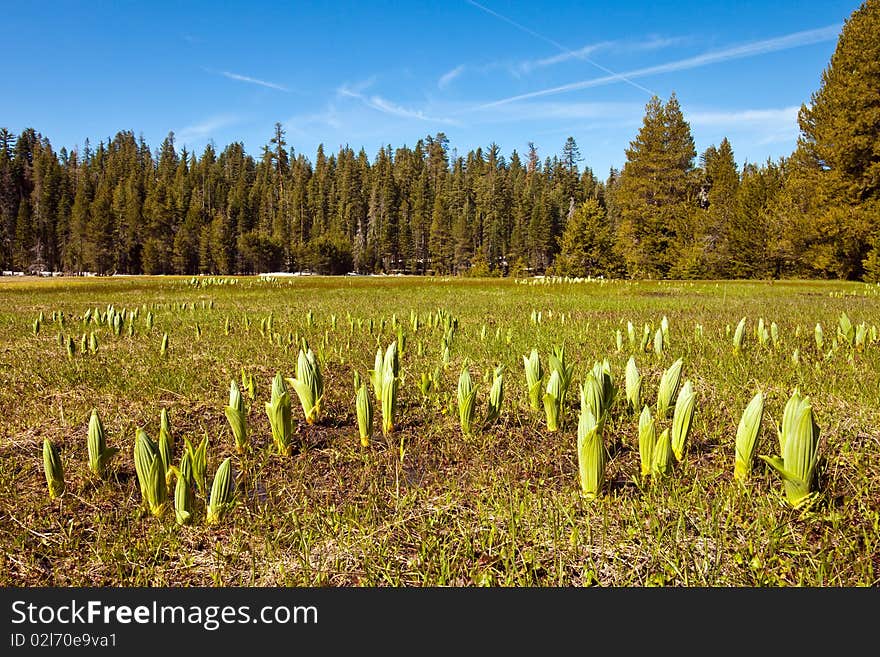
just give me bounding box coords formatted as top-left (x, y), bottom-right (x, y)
top-left (1, 274), bottom-right (878, 586)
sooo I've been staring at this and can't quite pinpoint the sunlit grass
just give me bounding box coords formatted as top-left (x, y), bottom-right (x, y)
top-left (0, 275), bottom-right (878, 586)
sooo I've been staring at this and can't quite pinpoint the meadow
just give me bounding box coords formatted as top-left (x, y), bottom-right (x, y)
top-left (1, 274), bottom-right (878, 586)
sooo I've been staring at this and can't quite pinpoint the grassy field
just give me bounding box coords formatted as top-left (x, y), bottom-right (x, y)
top-left (1, 274), bottom-right (878, 586)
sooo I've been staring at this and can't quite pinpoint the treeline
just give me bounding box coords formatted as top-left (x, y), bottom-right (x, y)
top-left (2, 0), bottom-right (878, 280)
top-left (0, 126), bottom-right (603, 277)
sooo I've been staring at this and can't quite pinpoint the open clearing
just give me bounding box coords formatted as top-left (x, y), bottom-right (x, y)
top-left (1, 275), bottom-right (878, 586)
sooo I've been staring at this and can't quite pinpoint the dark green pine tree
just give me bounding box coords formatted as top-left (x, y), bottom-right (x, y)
top-left (793, 0), bottom-right (880, 280)
top-left (614, 94), bottom-right (697, 278)
top-left (552, 198), bottom-right (622, 278)
top-left (142, 133), bottom-right (179, 274)
top-left (0, 129), bottom-right (17, 268)
top-left (32, 139), bottom-right (63, 270)
top-left (65, 156), bottom-right (92, 273)
top-left (11, 129), bottom-right (39, 271)
top-left (87, 177), bottom-right (115, 274)
top-left (13, 197), bottom-right (33, 271)
top-left (561, 136), bottom-right (582, 173)
top-left (428, 185), bottom-right (452, 274)
top-left (698, 138), bottom-right (740, 277)
top-left (731, 159), bottom-right (783, 278)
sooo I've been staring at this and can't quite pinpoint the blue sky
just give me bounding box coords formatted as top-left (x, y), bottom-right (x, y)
top-left (2, 0), bottom-right (862, 175)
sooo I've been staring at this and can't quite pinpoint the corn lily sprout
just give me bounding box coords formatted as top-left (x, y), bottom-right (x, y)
top-left (759, 391), bottom-right (821, 508)
top-left (396, 325), bottom-right (406, 354)
top-left (638, 406), bottom-right (656, 478)
top-left (640, 323), bottom-right (652, 353)
top-left (356, 383), bottom-right (373, 447)
top-left (206, 457), bottom-right (235, 525)
top-left (579, 373), bottom-right (605, 434)
top-left (383, 341), bottom-right (400, 379)
top-left (625, 357), bottom-right (642, 413)
top-left (855, 323), bottom-right (867, 351)
top-left (241, 368), bottom-right (256, 401)
top-left (183, 435), bottom-right (208, 497)
top-left (653, 327), bottom-right (664, 356)
top-left (652, 428), bottom-right (673, 479)
top-left (577, 402), bottom-right (605, 500)
top-left (484, 365), bottom-right (504, 427)
top-left (381, 375), bottom-right (399, 436)
top-left (288, 347), bottom-right (324, 424)
top-left (734, 391), bottom-right (765, 481)
top-left (670, 380), bottom-right (696, 462)
top-left (523, 349), bottom-right (544, 411)
top-left (225, 380), bottom-right (248, 453)
top-left (134, 428), bottom-right (157, 504)
top-left (134, 428), bottom-right (167, 517)
top-left (418, 371), bottom-right (434, 397)
top-left (87, 408), bottom-right (118, 477)
top-left (656, 357), bottom-right (684, 418)
top-left (590, 359), bottom-right (615, 416)
top-left (377, 341), bottom-right (401, 436)
top-left (266, 373), bottom-right (293, 455)
top-left (159, 408), bottom-right (174, 486)
top-left (457, 366), bottom-right (478, 435)
top-left (837, 312), bottom-right (854, 346)
top-left (757, 318), bottom-right (770, 348)
top-left (733, 317), bottom-right (746, 354)
top-left (43, 439), bottom-right (65, 500)
top-left (543, 369), bottom-right (563, 432)
top-left (549, 344), bottom-right (574, 407)
top-left (174, 465), bottom-right (194, 526)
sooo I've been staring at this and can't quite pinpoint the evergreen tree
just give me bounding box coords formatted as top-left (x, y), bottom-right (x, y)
top-left (428, 187), bottom-right (452, 273)
top-left (793, 0), bottom-right (880, 279)
top-left (552, 199), bottom-right (622, 277)
top-left (87, 179), bottom-right (115, 274)
top-left (799, 0), bottom-right (880, 204)
top-left (699, 138), bottom-right (740, 276)
top-left (614, 94), bottom-right (697, 277)
top-left (729, 160), bottom-right (782, 278)
top-left (562, 136), bottom-right (582, 173)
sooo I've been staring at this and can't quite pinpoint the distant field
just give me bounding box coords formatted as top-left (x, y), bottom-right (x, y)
top-left (1, 275), bottom-right (878, 586)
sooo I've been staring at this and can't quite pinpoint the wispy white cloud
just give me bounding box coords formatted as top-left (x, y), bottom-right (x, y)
top-left (466, 99), bottom-right (642, 125)
top-left (518, 43), bottom-right (609, 74)
top-left (220, 71), bottom-right (289, 92)
top-left (514, 36), bottom-right (688, 75)
top-left (286, 107), bottom-right (344, 135)
top-left (619, 35), bottom-right (690, 53)
top-left (689, 106), bottom-right (802, 148)
top-left (338, 83), bottom-right (459, 125)
top-left (688, 106), bottom-right (800, 127)
top-left (438, 65), bottom-right (465, 89)
top-left (479, 24), bottom-right (841, 109)
top-left (176, 114), bottom-right (239, 144)
top-left (338, 77), bottom-right (377, 96)
top-left (464, 0), bottom-right (655, 95)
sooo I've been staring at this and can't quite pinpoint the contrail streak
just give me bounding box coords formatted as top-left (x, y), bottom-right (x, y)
top-left (464, 0), bottom-right (656, 96)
